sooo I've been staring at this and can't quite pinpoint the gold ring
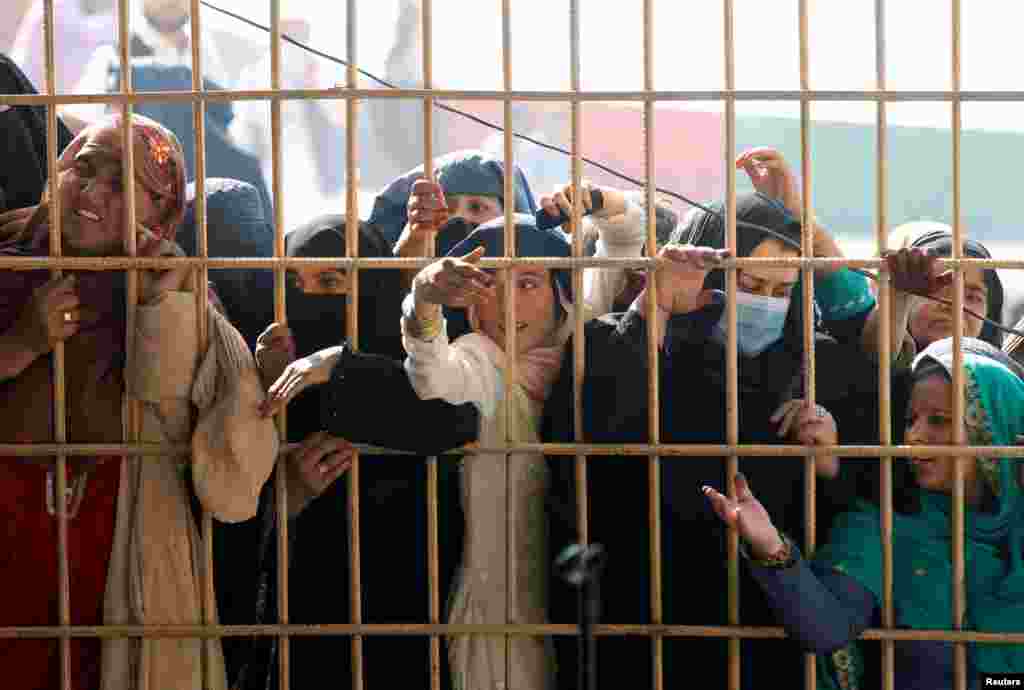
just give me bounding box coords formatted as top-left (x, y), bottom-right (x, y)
top-left (63, 311), bottom-right (73, 323)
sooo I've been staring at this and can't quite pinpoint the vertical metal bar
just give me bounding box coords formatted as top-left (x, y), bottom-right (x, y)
top-left (723, 1), bottom-right (740, 688)
top-left (873, 1), bottom-right (895, 688)
top-left (41, 2), bottom-right (70, 688)
top-left (501, 0), bottom-right (516, 685)
top-left (797, 2), bottom-right (817, 687)
top-left (950, 2), bottom-right (967, 689)
top-left (640, 0), bottom-right (662, 688)
top-left (345, 0), bottom-right (364, 687)
top-left (269, 1), bottom-right (291, 688)
top-left (569, 0), bottom-right (588, 560)
top-left (419, 1), bottom-right (442, 686)
top-left (187, 0), bottom-right (213, 685)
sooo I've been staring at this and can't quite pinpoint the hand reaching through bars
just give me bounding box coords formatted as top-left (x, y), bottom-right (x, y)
top-left (703, 474), bottom-right (787, 561)
top-left (638, 244), bottom-right (730, 315)
top-left (412, 246), bottom-right (497, 309)
top-left (407, 179), bottom-right (451, 239)
top-left (882, 246), bottom-right (953, 298)
top-left (539, 180), bottom-right (624, 234)
top-left (137, 227), bottom-right (192, 303)
top-left (11, 274), bottom-right (80, 356)
top-left (771, 399), bottom-right (840, 479)
top-left (256, 322), bottom-right (297, 392)
top-left (287, 431), bottom-right (354, 510)
top-left (259, 345), bottom-right (345, 417)
top-left (737, 147), bottom-right (802, 219)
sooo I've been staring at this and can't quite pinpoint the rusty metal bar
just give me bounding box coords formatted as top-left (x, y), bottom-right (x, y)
top-left (797, 1), bottom-right (817, 687)
top-left (345, 1), bottom-right (365, 687)
top-left (3, 254), bottom-right (1021, 271)
top-left (40, 0), bottom-right (71, 687)
top-left (723, 0), bottom-right (740, 688)
top-left (418, 0), bottom-right (442, 686)
top-left (873, 1), bottom-right (895, 688)
top-left (18, 87), bottom-right (1024, 104)
top-left (5, 620), bottom-right (1024, 642)
top-left (268, 2), bottom-right (292, 688)
top-left (4, 441), bottom-right (1023, 459)
top-left (950, 2), bottom-right (967, 689)
top-left (186, 0), bottom-right (214, 684)
top-left (640, 0), bottom-right (663, 688)
top-left (500, 0), bottom-right (517, 685)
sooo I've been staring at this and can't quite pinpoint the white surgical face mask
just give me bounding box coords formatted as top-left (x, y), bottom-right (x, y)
top-left (712, 290), bottom-right (791, 357)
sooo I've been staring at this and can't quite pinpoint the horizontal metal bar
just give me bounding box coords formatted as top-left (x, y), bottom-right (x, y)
top-left (4, 622), bottom-right (1024, 644)
top-left (3, 443), bottom-right (1022, 458)
top-left (0, 256), bottom-right (1021, 271)
top-left (6, 89), bottom-right (1024, 104)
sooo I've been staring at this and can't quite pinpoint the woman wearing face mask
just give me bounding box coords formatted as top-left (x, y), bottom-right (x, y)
top-left (541, 186), bottom-right (882, 690)
top-left (705, 337), bottom-right (1024, 690)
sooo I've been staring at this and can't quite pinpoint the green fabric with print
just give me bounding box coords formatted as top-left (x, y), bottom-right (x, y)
top-left (811, 351), bottom-right (1024, 689)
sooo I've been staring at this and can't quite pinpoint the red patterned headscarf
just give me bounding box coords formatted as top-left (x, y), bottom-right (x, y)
top-left (68, 113), bottom-right (187, 241)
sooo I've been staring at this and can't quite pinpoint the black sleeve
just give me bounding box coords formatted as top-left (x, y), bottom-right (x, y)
top-left (320, 346), bottom-right (478, 455)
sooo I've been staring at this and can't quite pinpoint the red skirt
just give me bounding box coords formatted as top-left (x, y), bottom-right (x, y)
top-left (0, 458), bottom-right (121, 690)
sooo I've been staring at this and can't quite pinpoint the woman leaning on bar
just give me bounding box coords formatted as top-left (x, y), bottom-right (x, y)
top-left (705, 336), bottom-right (1024, 690)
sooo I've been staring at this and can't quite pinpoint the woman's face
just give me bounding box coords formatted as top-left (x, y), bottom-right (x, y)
top-left (908, 266), bottom-right (988, 347)
top-left (737, 238), bottom-right (800, 298)
top-left (447, 194), bottom-right (502, 228)
top-left (474, 265), bottom-right (558, 355)
top-left (905, 373), bottom-right (981, 501)
top-left (59, 128), bottom-right (164, 256)
top-left (289, 267), bottom-right (350, 295)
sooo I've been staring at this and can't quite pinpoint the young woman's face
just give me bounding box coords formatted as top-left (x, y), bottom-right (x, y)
top-left (447, 194), bottom-right (502, 228)
top-left (737, 238), bottom-right (800, 298)
top-left (59, 128), bottom-right (165, 256)
top-left (289, 267), bottom-right (350, 295)
top-left (908, 266), bottom-right (988, 347)
top-left (474, 265), bottom-right (558, 355)
top-left (905, 373), bottom-right (981, 500)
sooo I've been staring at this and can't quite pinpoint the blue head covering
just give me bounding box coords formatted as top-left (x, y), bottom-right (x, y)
top-left (441, 214), bottom-right (572, 338)
top-left (368, 149), bottom-right (537, 251)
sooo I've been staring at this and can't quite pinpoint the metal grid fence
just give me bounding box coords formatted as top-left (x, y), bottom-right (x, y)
top-left (1, 1), bottom-right (1022, 690)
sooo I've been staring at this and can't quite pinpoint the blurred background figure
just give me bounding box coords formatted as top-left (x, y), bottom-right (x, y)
top-left (229, 17), bottom-right (348, 231)
top-left (9, 0), bottom-right (115, 95)
top-left (62, 0), bottom-right (231, 130)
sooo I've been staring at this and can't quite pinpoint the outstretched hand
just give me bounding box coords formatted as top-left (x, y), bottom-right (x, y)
top-left (412, 246), bottom-right (497, 308)
top-left (645, 244), bottom-right (730, 314)
top-left (259, 345), bottom-right (344, 417)
top-left (736, 147), bottom-right (802, 218)
top-left (702, 473), bottom-right (784, 560)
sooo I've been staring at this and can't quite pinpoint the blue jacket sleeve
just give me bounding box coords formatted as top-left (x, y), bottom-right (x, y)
top-left (747, 545), bottom-right (877, 654)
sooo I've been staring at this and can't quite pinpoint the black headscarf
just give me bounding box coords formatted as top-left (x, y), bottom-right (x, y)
top-left (666, 192), bottom-right (836, 397)
top-left (906, 227), bottom-right (1005, 348)
top-left (0, 54), bottom-right (74, 211)
top-left (283, 215), bottom-right (402, 440)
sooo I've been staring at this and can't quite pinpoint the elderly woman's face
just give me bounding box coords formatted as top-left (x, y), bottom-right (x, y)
top-left (59, 128), bottom-right (164, 256)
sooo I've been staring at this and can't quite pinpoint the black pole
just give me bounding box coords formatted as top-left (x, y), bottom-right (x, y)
top-left (555, 544), bottom-right (606, 690)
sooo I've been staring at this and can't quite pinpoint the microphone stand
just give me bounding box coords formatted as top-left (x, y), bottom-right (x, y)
top-left (555, 543), bottom-right (606, 690)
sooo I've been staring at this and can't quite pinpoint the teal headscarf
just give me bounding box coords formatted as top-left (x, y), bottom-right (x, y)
top-left (813, 343), bottom-right (1024, 688)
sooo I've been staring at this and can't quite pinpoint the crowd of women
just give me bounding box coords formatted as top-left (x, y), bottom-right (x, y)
top-left (2, 46), bottom-right (1024, 690)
